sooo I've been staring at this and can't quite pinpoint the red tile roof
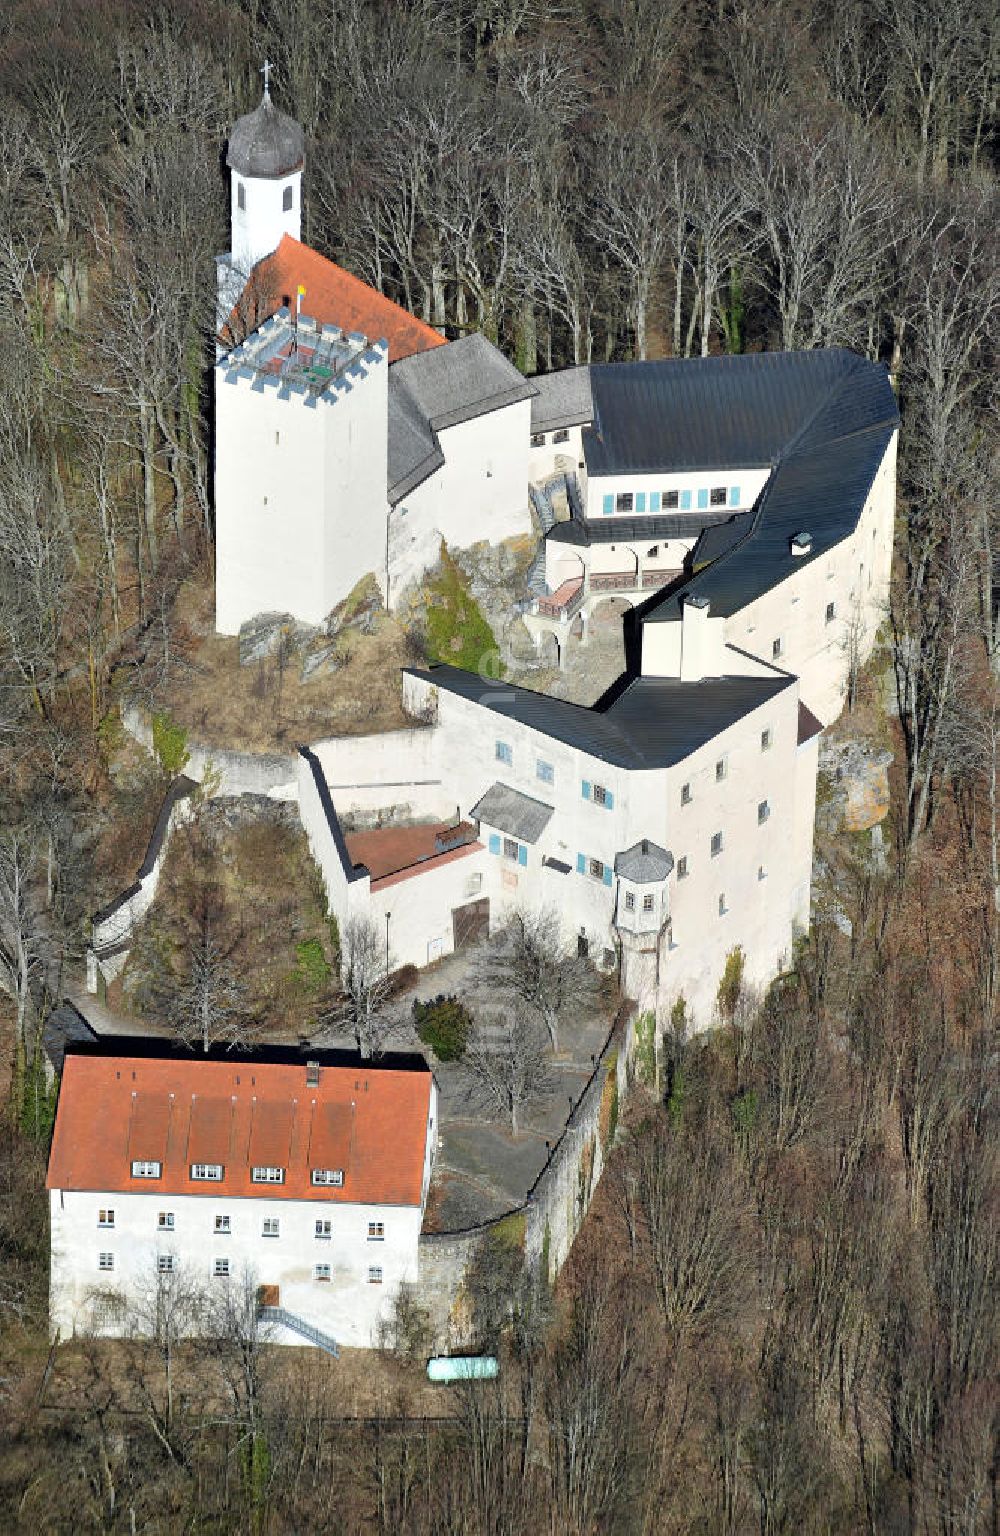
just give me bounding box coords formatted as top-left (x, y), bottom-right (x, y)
top-left (231, 235), bottom-right (447, 364)
top-left (47, 1054), bottom-right (432, 1207)
top-left (345, 821), bottom-right (478, 882)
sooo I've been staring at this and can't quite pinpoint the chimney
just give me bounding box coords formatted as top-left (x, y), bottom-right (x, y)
top-left (306, 1060), bottom-right (320, 1087)
top-left (680, 594), bottom-right (711, 682)
top-left (791, 531), bottom-right (812, 557)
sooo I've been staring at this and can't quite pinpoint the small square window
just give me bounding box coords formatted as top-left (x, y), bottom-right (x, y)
top-left (616, 492), bottom-right (634, 512)
top-left (602, 947), bottom-right (616, 968)
top-left (368, 1266), bottom-right (383, 1284)
top-left (624, 891), bottom-right (635, 911)
top-left (214, 1258), bottom-right (230, 1277)
top-left (536, 759), bottom-right (554, 785)
top-left (495, 740), bottom-right (512, 766)
top-left (662, 489), bottom-right (679, 509)
top-left (718, 894), bottom-right (727, 916)
top-left (157, 1254), bottom-right (175, 1273)
top-left (503, 836), bottom-right (519, 861)
top-left (553, 428), bottom-right (570, 444)
top-left (758, 800), bottom-right (770, 824)
top-left (315, 1219), bottom-right (332, 1240)
top-left (710, 486), bottom-right (727, 506)
top-left (681, 782), bottom-right (692, 806)
top-left (772, 638), bottom-right (783, 660)
top-left (315, 1263), bottom-right (331, 1282)
top-left (98, 1252), bottom-right (114, 1271)
top-left (214, 1215), bottom-right (231, 1234)
top-left (158, 1212), bottom-right (174, 1231)
top-left (647, 544), bottom-right (659, 558)
top-left (592, 783), bottom-right (608, 806)
top-left (677, 856), bottom-right (688, 879)
top-left (711, 832), bottom-right (723, 857)
top-left (262, 1218), bottom-right (280, 1238)
top-left (282, 184), bottom-right (293, 212)
top-left (825, 601), bottom-right (836, 623)
top-left (237, 180), bottom-right (245, 211)
top-left (642, 893), bottom-right (655, 912)
top-left (531, 432), bottom-right (545, 447)
top-left (761, 728), bottom-right (772, 752)
top-left (588, 858), bottom-right (605, 881)
top-left (98, 1209), bottom-right (115, 1228)
top-left (715, 758), bottom-right (727, 782)
top-left (368, 1221), bottom-right (385, 1241)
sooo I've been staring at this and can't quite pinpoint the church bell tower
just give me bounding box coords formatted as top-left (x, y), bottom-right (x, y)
top-left (225, 63), bottom-right (305, 277)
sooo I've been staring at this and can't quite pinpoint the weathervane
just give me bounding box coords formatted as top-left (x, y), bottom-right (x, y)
top-left (261, 58), bottom-right (272, 102)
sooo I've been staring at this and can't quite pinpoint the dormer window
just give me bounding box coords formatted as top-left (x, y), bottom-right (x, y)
top-left (131, 1160), bottom-right (161, 1179)
top-left (191, 1163), bottom-right (224, 1182)
top-left (251, 1166), bottom-right (285, 1184)
top-left (312, 1169), bottom-right (344, 1187)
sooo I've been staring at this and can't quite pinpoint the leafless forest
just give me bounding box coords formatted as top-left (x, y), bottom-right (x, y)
top-left (0, 0), bottom-right (997, 1530)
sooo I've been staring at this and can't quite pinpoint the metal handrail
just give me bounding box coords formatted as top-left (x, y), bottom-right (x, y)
top-left (258, 1305), bottom-right (340, 1357)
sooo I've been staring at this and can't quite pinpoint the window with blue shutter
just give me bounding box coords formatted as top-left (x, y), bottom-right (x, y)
top-left (729, 485), bottom-right (741, 507)
top-left (518, 845), bottom-right (528, 867)
top-left (581, 780), bottom-right (591, 800)
top-left (636, 491), bottom-right (646, 513)
top-left (488, 834), bottom-right (501, 855)
top-left (650, 490), bottom-right (661, 512)
top-left (576, 853), bottom-right (586, 874)
top-left (602, 865), bottom-right (613, 887)
top-left (697, 488), bottom-right (709, 510)
top-left (680, 489), bottom-right (692, 510)
top-left (605, 790), bottom-right (614, 810)
top-left (602, 494), bottom-right (613, 516)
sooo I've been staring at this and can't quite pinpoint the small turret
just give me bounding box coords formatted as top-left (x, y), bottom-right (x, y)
top-left (226, 62), bottom-right (305, 276)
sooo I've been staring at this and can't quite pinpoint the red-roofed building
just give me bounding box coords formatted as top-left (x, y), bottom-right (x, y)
top-left (231, 234), bottom-right (446, 365)
top-left (47, 1045), bottom-right (437, 1351)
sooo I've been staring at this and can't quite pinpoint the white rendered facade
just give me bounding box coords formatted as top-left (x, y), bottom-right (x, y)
top-left (230, 163), bottom-right (301, 278)
top-left (214, 318), bottom-right (390, 634)
top-left (49, 1186), bottom-right (425, 1350)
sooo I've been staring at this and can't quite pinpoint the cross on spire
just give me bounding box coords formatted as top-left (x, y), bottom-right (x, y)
top-left (261, 58), bottom-right (272, 102)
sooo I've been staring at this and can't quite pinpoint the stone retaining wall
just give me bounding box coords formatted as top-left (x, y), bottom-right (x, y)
top-left (122, 705), bottom-right (298, 800)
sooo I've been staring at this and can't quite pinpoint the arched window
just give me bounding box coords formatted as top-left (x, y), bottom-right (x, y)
top-left (237, 180), bottom-right (245, 211)
top-left (283, 184), bottom-right (293, 212)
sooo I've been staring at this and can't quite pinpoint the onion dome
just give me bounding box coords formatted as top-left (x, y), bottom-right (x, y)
top-left (227, 91), bottom-right (304, 179)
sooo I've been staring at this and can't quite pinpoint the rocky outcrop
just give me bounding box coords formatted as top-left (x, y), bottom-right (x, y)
top-left (819, 735), bottom-right (893, 832)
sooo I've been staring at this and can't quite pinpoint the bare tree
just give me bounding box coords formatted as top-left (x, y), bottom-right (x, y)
top-left (125, 1261), bottom-right (209, 1461)
top-left (474, 905), bottom-right (597, 1054)
top-left (0, 831), bottom-right (48, 1091)
top-left (328, 912), bottom-right (398, 1059)
top-left (465, 1007), bottom-right (550, 1138)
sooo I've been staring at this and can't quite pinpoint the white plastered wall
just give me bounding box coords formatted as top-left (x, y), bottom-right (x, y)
top-left (214, 340), bottom-right (389, 634)
top-left (49, 1185), bottom-right (426, 1350)
top-left (724, 431), bottom-right (897, 725)
top-left (585, 467), bottom-right (771, 520)
top-left (528, 423), bottom-right (587, 485)
top-left (389, 399), bottom-right (534, 597)
top-left (230, 167), bottom-right (301, 274)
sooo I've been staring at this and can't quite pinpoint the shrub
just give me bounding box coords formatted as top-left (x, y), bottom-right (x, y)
top-left (423, 544), bottom-right (504, 677)
top-left (294, 938), bottom-right (331, 994)
top-left (413, 993), bottom-right (471, 1060)
top-left (717, 946), bottom-right (746, 1023)
top-left (151, 711), bottom-right (190, 777)
top-left (634, 1010), bottom-right (657, 1089)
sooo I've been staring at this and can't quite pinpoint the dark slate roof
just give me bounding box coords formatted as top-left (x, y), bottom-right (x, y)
top-left (549, 511), bottom-right (733, 548)
top-left (639, 351), bottom-right (899, 623)
top-left (387, 333), bottom-right (537, 503)
top-left (691, 512), bottom-right (754, 568)
top-left (391, 333), bottom-right (536, 433)
top-left (797, 700), bottom-right (824, 744)
top-left (615, 840), bottom-right (673, 882)
top-left (387, 373), bottom-right (444, 503)
top-left (407, 663), bottom-right (794, 770)
top-left (470, 782), bottom-right (554, 842)
top-left (583, 350), bottom-right (870, 476)
top-left (43, 1002), bottom-right (99, 1076)
top-left (530, 367), bottom-right (593, 434)
top-left (227, 94), bottom-right (305, 179)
